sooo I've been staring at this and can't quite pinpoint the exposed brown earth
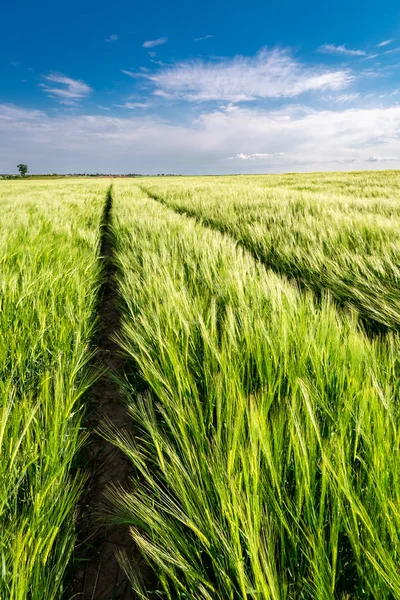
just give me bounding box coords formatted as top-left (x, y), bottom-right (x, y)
top-left (68, 186), bottom-right (144, 599)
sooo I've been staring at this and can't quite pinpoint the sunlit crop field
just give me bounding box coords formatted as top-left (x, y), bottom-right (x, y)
top-left (111, 172), bottom-right (400, 600)
top-left (0, 179), bottom-right (108, 599)
top-left (2, 171), bottom-right (400, 599)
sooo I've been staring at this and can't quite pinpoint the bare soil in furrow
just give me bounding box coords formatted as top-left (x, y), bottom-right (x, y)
top-left (68, 186), bottom-right (147, 599)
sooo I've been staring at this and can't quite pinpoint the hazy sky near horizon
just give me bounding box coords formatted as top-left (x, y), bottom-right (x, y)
top-left (1, 0), bottom-right (400, 174)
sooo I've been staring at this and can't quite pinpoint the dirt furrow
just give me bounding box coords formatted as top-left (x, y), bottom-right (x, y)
top-left (68, 185), bottom-right (141, 600)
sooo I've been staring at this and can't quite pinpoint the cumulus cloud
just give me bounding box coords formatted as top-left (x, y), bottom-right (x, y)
top-left (40, 73), bottom-right (92, 104)
top-left (105, 34), bottom-right (119, 42)
top-left (142, 37), bottom-right (168, 48)
top-left (318, 44), bottom-right (366, 57)
top-left (1, 102), bottom-right (400, 174)
top-left (139, 48), bottom-right (353, 102)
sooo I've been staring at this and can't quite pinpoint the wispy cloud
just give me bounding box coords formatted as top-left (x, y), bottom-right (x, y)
top-left (139, 48), bottom-right (353, 102)
top-left (105, 34), bottom-right (119, 42)
top-left (121, 69), bottom-right (138, 77)
top-left (384, 47), bottom-right (400, 55)
top-left (193, 34), bottom-right (213, 42)
top-left (334, 93), bottom-right (360, 102)
top-left (318, 43), bottom-right (366, 56)
top-left (116, 102), bottom-right (150, 109)
top-left (366, 155), bottom-right (398, 162)
top-left (378, 89), bottom-right (399, 99)
top-left (40, 73), bottom-right (92, 104)
top-left (377, 39), bottom-right (394, 47)
top-left (142, 37), bottom-right (168, 48)
top-left (153, 89), bottom-right (172, 98)
top-left (230, 152), bottom-right (284, 160)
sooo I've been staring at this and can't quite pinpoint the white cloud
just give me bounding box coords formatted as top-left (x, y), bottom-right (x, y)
top-left (0, 105), bottom-right (45, 123)
top-left (195, 104), bottom-right (400, 164)
top-left (384, 47), bottom-right (400, 55)
top-left (366, 155), bottom-right (398, 162)
top-left (121, 69), bottom-right (137, 77)
top-left (40, 73), bottom-right (92, 104)
top-left (140, 48), bottom-right (352, 102)
top-left (148, 51), bottom-right (156, 57)
top-left (153, 89), bottom-right (172, 98)
top-left (333, 93), bottom-right (360, 102)
top-left (377, 89), bottom-right (398, 98)
top-left (142, 37), bottom-right (168, 48)
top-left (1, 102), bottom-right (400, 174)
top-left (231, 152), bottom-right (284, 160)
top-left (377, 39), bottom-right (394, 47)
top-left (116, 102), bottom-right (150, 109)
top-left (318, 44), bottom-right (366, 57)
top-left (105, 34), bottom-right (119, 42)
top-left (193, 35), bottom-right (213, 42)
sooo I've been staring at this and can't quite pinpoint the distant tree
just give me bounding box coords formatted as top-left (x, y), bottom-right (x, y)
top-left (17, 164), bottom-right (29, 177)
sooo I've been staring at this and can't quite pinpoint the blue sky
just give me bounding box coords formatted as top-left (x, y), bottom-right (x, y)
top-left (1, 0), bottom-right (400, 174)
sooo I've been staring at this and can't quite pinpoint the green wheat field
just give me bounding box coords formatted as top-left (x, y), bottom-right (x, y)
top-left (2, 170), bottom-right (400, 599)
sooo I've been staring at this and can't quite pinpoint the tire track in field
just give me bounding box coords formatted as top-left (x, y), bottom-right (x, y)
top-left (139, 185), bottom-right (390, 338)
top-left (68, 184), bottom-right (145, 600)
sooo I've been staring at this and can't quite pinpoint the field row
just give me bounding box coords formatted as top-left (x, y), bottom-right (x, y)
top-left (0, 179), bottom-right (109, 599)
top-left (111, 180), bottom-right (400, 599)
top-left (1, 173), bottom-right (400, 599)
top-left (138, 171), bottom-right (400, 331)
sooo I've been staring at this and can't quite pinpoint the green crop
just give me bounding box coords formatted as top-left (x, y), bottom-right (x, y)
top-left (106, 178), bottom-right (400, 599)
top-left (139, 171), bottom-right (400, 331)
top-left (2, 171), bottom-right (400, 599)
top-left (0, 179), bottom-right (108, 599)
